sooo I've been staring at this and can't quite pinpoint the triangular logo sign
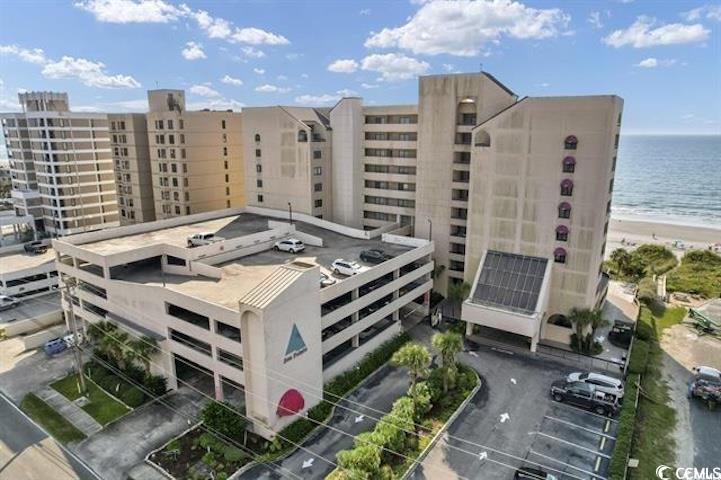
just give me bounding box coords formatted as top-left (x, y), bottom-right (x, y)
top-left (284, 323), bottom-right (307, 363)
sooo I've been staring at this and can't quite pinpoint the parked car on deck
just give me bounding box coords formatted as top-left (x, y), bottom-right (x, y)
top-left (514, 466), bottom-right (558, 480)
top-left (320, 273), bottom-right (336, 288)
top-left (566, 372), bottom-right (625, 399)
top-left (359, 249), bottom-right (387, 264)
top-left (550, 380), bottom-right (619, 416)
top-left (187, 232), bottom-right (223, 247)
top-left (0, 295), bottom-right (19, 311)
top-left (274, 238), bottom-right (305, 253)
top-left (24, 241), bottom-right (48, 254)
top-left (331, 259), bottom-right (362, 276)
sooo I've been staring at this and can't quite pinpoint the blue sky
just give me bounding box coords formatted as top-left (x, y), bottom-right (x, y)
top-left (0, 0), bottom-right (719, 134)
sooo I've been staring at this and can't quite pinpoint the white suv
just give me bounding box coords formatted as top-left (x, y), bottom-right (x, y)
top-left (274, 239), bottom-right (305, 253)
top-left (566, 372), bottom-right (624, 399)
top-left (331, 259), bottom-right (361, 276)
top-left (0, 295), bottom-right (19, 311)
top-left (187, 232), bottom-right (223, 247)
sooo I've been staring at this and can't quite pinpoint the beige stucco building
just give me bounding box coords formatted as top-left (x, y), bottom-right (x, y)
top-left (52, 207), bottom-right (432, 438)
top-left (1, 92), bottom-right (118, 235)
top-left (239, 72), bottom-right (622, 350)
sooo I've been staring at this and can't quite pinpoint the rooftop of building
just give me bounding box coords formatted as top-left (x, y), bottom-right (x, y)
top-left (0, 248), bottom-right (55, 275)
top-left (62, 210), bottom-right (422, 310)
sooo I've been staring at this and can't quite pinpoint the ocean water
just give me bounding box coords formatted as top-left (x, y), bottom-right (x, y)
top-left (612, 135), bottom-right (721, 227)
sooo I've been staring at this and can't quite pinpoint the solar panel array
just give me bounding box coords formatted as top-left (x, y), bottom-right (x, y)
top-left (471, 250), bottom-right (548, 314)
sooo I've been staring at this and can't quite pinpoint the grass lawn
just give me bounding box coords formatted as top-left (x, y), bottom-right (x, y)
top-left (20, 393), bottom-right (86, 444)
top-left (51, 374), bottom-right (130, 426)
top-left (628, 306), bottom-right (685, 480)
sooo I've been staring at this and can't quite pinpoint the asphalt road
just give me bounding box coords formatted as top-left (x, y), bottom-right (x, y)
top-left (0, 393), bottom-right (99, 480)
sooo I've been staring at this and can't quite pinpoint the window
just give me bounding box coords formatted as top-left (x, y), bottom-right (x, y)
top-left (399, 116), bottom-right (411, 124)
top-left (218, 349), bottom-right (243, 370)
top-left (224, 160), bottom-right (228, 169)
top-left (179, 119), bottom-right (184, 129)
top-left (225, 187), bottom-right (230, 195)
top-left (180, 134), bottom-right (185, 144)
top-left (614, 134), bottom-right (620, 149)
top-left (256, 164), bottom-right (262, 173)
top-left (609, 178), bottom-right (614, 194)
top-left (313, 167), bottom-right (322, 176)
top-left (254, 133), bottom-right (261, 142)
top-left (562, 156), bottom-right (576, 173)
top-left (564, 135), bottom-right (578, 150)
top-left (166, 303), bottom-right (210, 329)
top-left (186, 206), bottom-right (191, 214)
top-left (313, 150), bottom-right (322, 159)
top-left (560, 179), bottom-right (573, 196)
top-left (171, 163), bottom-right (177, 173)
top-left (216, 321), bottom-right (241, 342)
top-left (168, 134), bottom-right (175, 145)
top-left (255, 149), bottom-right (261, 158)
top-left (225, 174), bottom-right (229, 182)
top-left (556, 225), bottom-right (569, 242)
top-left (257, 179), bottom-right (263, 188)
top-left (222, 133), bottom-right (227, 143)
top-left (314, 199), bottom-right (323, 208)
top-left (298, 130), bottom-right (308, 142)
top-left (223, 147), bottom-right (228, 156)
top-left (257, 194), bottom-right (264, 203)
top-left (554, 248), bottom-right (567, 264)
top-left (558, 202), bottom-right (571, 219)
top-left (182, 163), bottom-right (187, 173)
top-left (167, 119), bottom-right (173, 129)
top-left (221, 120), bottom-right (226, 129)
top-left (314, 183), bottom-right (322, 192)
top-left (611, 156), bottom-right (617, 172)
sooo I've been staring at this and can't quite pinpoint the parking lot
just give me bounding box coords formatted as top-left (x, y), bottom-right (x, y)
top-left (411, 338), bottom-right (619, 480)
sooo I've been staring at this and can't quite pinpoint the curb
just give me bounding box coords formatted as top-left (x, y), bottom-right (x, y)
top-left (0, 389), bottom-right (104, 480)
top-left (144, 422), bottom-right (201, 480)
top-left (400, 368), bottom-right (482, 480)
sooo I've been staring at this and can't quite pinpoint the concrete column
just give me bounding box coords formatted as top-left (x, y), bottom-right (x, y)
top-left (213, 371), bottom-right (224, 401)
top-left (165, 351), bottom-right (178, 391)
top-left (352, 335), bottom-right (359, 348)
top-left (465, 321), bottom-right (473, 336)
top-left (530, 333), bottom-right (539, 353)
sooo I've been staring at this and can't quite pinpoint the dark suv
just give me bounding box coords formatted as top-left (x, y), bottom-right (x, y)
top-left (359, 249), bottom-right (388, 264)
top-left (550, 380), bottom-right (619, 416)
top-left (514, 466), bottom-right (557, 479)
top-left (24, 241), bottom-right (48, 254)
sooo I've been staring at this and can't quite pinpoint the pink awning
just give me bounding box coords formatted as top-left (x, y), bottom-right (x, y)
top-left (564, 135), bottom-right (578, 144)
top-left (277, 389), bottom-right (305, 417)
top-left (561, 179), bottom-right (574, 188)
top-left (563, 156), bottom-right (576, 165)
top-left (556, 225), bottom-right (569, 234)
top-left (558, 202), bottom-right (571, 210)
top-left (554, 247), bottom-right (567, 256)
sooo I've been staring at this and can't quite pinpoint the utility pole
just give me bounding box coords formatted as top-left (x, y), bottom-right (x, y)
top-left (288, 202), bottom-right (293, 224)
top-left (63, 279), bottom-right (86, 395)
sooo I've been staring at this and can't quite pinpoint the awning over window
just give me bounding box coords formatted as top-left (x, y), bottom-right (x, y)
top-left (564, 135), bottom-right (578, 144)
top-left (563, 156), bottom-right (576, 165)
top-left (554, 247), bottom-right (567, 256)
top-left (556, 225), bottom-right (569, 234)
top-left (561, 179), bottom-right (574, 188)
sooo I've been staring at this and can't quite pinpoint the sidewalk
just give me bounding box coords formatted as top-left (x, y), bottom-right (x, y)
top-left (35, 386), bottom-right (103, 437)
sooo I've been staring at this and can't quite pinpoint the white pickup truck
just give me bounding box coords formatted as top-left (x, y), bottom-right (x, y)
top-left (187, 232), bottom-right (224, 248)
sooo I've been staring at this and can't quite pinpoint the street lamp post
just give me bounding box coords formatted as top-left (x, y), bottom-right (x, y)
top-left (288, 202), bottom-right (293, 224)
top-left (427, 217), bottom-right (432, 241)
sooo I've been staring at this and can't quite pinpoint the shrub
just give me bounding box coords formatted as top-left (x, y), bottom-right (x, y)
top-left (200, 402), bottom-right (246, 441)
top-left (628, 339), bottom-right (649, 375)
top-left (667, 249), bottom-right (721, 298)
top-left (635, 321), bottom-right (653, 341)
top-left (608, 374), bottom-right (640, 480)
top-left (636, 277), bottom-right (657, 304)
top-left (426, 368), bottom-right (445, 404)
top-left (144, 374), bottom-right (167, 396)
top-left (221, 445), bottom-right (246, 463)
top-left (407, 382), bottom-right (432, 422)
top-left (120, 386), bottom-right (146, 408)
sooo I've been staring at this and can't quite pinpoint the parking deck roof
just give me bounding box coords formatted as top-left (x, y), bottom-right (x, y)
top-left (0, 249), bottom-right (55, 276)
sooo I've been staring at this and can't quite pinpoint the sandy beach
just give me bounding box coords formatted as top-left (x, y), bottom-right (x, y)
top-left (607, 216), bottom-right (721, 259)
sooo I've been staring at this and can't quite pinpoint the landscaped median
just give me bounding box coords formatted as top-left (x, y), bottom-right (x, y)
top-left (325, 331), bottom-right (477, 480)
top-left (51, 373), bottom-right (131, 426)
top-left (607, 305), bottom-right (685, 480)
top-left (20, 393), bottom-right (86, 444)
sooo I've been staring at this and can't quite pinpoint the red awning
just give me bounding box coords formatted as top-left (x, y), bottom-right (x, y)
top-left (277, 389), bottom-right (305, 417)
top-left (561, 179), bottom-right (574, 188)
top-left (558, 202), bottom-right (571, 210)
top-left (554, 247), bottom-right (567, 256)
top-left (564, 135), bottom-right (578, 144)
top-left (556, 225), bottom-right (569, 234)
top-left (563, 156), bottom-right (576, 165)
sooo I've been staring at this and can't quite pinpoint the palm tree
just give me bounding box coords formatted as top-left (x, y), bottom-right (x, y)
top-left (129, 336), bottom-right (159, 377)
top-left (101, 329), bottom-right (129, 368)
top-left (391, 343), bottom-right (431, 389)
top-left (568, 308), bottom-right (606, 354)
top-left (446, 281), bottom-right (471, 319)
top-left (431, 331), bottom-right (464, 392)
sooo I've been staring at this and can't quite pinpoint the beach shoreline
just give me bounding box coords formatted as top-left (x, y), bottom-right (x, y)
top-left (607, 215), bottom-right (721, 259)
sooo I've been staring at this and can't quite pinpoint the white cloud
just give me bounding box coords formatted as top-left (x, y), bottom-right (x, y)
top-left (294, 94), bottom-right (340, 105)
top-left (360, 53), bottom-right (430, 81)
top-left (300, 73), bottom-right (309, 79)
top-left (361, 82), bottom-right (378, 89)
top-left (76, 1), bottom-right (290, 46)
top-left (74, 0), bottom-right (186, 23)
top-left (42, 56), bottom-right (140, 88)
top-left (681, 113), bottom-right (694, 120)
top-left (181, 41), bottom-right (206, 60)
top-left (682, 5), bottom-right (721, 22)
top-left (327, 59), bottom-right (359, 73)
top-left (537, 82), bottom-right (550, 87)
top-left (588, 11), bottom-right (603, 29)
top-left (365, 0), bottom-right (570, 56)
top-left (442, 63), bottom-right (460, 73)
top-left (277, 75), bottom-right (288, 81)
top-left (635, 57), bottom-right (676, 68)
top-left (241, 46), bottom-right (265, 58)
top-left (0, 97), bottom-right (21, 111)
top-left (337, 88), bottom-right (357, 97)
top-left (0, 44), bottom-right (47, 64)
top-left (255, 84), bottom-right (290, 93)
top-left (285, 53), bottom-right (302, 60)
top-left (189, 84), bottom-right (220, 97)
top-left (603, 17), bottom-right (710, 48)
top-left (186, 98), bottom-right (244, 110)
top-left (253, 68), bottom-right (265, 75)
top-left (220, 75), bottom-right (243, 86)
top-left (359, 8), bottom-right (371, 15)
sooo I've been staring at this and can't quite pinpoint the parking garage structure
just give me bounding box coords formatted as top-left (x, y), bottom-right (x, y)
top-left (52, 207), bottom-right (432, 439)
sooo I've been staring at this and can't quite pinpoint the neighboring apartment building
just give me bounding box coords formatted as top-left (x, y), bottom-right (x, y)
top-left (147, 90), bottom-right (245, 220)
top-left (241, 106), bottom-right (332, 219)
top-left (1, 92), bottom-right (118, 235)
top-left (109, 113), bottom-right (155, 225)
top-left (240, 72), bottom-right (622, 351)
top-left (52, 207), bottom-right (433, 438)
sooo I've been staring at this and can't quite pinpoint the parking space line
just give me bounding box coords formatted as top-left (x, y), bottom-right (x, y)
top-left (552, 403), bottom-right (619, 422)
top-left (603, 420), bottom-right (611, 433)
top-left (533, 432), bottom-right (611, 459)
top-left (528, 449), bottom-right (607, 480)
top-left (599, 437), bottom-right (607, 451)
top-left (544, 415), bottom-right (616, 439)
top-left (594, 456), bottom-right (603, 473)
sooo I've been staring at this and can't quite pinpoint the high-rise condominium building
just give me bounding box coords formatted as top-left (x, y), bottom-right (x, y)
top-left (108, 113), bottom-right (155, 225)
top-left (241, 72), bottom-right (622, 351)
top-left (1, 92), bottom-right (117, 235)
top-left (147, 90), bottom-right (245, 219)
